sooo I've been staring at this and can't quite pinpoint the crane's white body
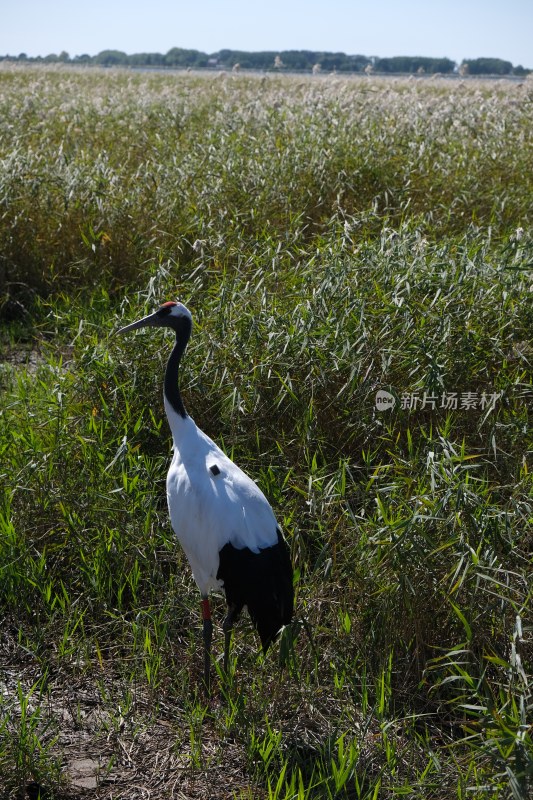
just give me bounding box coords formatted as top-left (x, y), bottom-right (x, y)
top-left (165, 400), bottom-right (279, 596)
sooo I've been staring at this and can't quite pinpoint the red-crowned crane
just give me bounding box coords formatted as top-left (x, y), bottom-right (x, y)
top-left (117, 301), bottom-right (294, 690)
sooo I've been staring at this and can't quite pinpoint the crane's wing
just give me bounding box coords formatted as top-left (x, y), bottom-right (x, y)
top-left (166, 421), bottom-right (279, 593)
top-left (213, 461), bottom-right (278, 552)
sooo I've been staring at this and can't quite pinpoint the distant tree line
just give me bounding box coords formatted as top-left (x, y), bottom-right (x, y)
top-left (2, 49), bottom-right (530, 76)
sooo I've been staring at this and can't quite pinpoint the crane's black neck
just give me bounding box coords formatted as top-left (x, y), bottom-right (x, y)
top-left (164, 319), bottom-right (191, 419)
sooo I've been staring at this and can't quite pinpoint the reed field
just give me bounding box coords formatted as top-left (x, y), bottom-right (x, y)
top-left (0, 64), bottom-right (532, 799)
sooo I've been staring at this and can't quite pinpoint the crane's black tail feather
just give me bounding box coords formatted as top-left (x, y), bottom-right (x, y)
top-left (217, 528), bottom-right (294, 652)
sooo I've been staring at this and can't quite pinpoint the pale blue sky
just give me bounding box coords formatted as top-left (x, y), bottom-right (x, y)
top-left (2, 0), bottom-right (532, 68)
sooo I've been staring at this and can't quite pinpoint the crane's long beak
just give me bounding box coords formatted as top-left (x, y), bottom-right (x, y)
top-left (116, 311), bottom-right (161, 335)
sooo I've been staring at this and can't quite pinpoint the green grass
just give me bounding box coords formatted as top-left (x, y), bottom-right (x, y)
top-left (0, 65), bottom-right (532, 799)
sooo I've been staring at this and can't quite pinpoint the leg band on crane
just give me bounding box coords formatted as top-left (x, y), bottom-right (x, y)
top-left (201, 598), bottom-right (211, 621)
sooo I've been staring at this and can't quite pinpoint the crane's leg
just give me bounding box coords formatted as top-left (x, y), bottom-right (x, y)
top-left (201, 596), bottom-right (212, 693)
top-left (222, 604), bottom-right (238, 677)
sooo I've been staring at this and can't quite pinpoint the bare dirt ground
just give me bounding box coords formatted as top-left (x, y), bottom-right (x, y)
top-left (1, 625), bottom-right (261, 800)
